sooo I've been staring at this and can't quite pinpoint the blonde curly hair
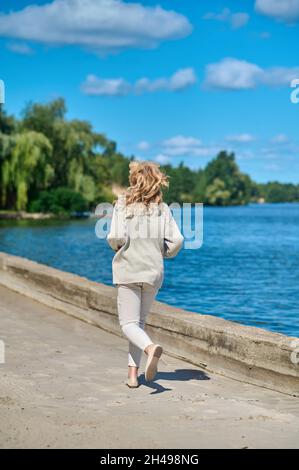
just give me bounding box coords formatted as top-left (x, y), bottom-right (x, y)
top-left (125, 160), bottom-right (169, 207)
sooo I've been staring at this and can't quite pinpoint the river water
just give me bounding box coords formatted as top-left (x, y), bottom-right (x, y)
top-left (0, 203), bottom-right (298, 337)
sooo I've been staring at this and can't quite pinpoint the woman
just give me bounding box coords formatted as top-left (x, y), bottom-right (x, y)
top-left (107, 160), bottom-right (184, 388)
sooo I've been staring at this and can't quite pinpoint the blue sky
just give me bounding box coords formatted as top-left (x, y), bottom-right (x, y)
top-left (1, 0), bottom-right (299, 183)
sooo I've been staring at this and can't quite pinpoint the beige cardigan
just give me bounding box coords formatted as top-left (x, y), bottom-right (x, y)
top-left (107, 194), bottom-right (184, 288)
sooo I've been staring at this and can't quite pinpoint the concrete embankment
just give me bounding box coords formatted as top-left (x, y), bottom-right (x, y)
top-left (0, 251), bottom-right (298, 396)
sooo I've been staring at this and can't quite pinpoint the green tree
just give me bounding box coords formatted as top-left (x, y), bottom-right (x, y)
top-left (0, 109), bottom-right (17, 135)
top-left (21, 99), bottom-right (104, 190)
top-left (30, 187), bottom-right (88, 215)
top-left (2, 98), bottom-right (299, 212)
top-left (162, 162), bottom-right (197, 203)
top-left (0, 131), bottom-right (53, 210)
top-left (259, 182), bottom-right (299, 203)
top-left (204, 151), bottom-right (254, 205)
top-left (205, 178), bottom-right (231, 206)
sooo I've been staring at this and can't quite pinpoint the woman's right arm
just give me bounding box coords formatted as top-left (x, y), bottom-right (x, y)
top-left (106, 201), bottom-right (127, 252)
top-left (163, 204), bottom-right (184, 258)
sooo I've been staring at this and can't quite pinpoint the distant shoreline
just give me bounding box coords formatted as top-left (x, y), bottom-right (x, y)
top-left (2, 202), bottom-right (299, 220)
top-left (0, 211), bottom-right (91, 220)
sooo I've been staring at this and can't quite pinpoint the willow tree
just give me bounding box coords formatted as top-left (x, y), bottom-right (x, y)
top-left (0, 133), bottom-right (16, 208)
top-left (0, 131), bottom-right (53, 210)
top-left (21, 99), bottom-right (106, 189)
top-left (62, 120), bottom-right (98, 203)
top-left (20, 98), bottom-right (132, 206)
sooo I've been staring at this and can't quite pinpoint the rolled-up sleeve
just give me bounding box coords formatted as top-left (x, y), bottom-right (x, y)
top-left (106, 202), bottom-right (127, 252)
top-left (163, 205), bottom-right (184, 258)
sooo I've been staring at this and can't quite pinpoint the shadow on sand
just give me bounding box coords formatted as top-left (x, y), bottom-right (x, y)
top-left (138, 368), bottom-right (210, 394)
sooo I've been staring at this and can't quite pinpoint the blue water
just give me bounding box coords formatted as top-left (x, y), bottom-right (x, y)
top-left (0, 203), bottom-right (298, 338)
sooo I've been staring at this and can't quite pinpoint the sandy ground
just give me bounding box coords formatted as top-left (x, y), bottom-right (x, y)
top-left (0, 284), bottom-right (298, 449)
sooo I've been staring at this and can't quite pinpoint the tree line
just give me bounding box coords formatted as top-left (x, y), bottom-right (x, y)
top-left (0, 98), bottom-right (298, 214)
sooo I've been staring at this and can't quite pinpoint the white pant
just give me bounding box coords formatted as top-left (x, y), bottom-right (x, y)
top-left (116, 282), bottom-right (159, 367)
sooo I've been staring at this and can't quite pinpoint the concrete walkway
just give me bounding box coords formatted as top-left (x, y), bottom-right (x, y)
top-left (0, 284), bottom-right (298, 449)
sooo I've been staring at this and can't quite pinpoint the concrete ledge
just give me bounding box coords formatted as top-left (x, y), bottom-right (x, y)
top-left (0, 251), bottom-right (298, 396)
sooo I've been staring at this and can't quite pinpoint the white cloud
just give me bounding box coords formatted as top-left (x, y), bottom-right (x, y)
top-left (135, 68), bottom-right (196, 93)
top-left (262, 139), bottom-right (299, 159)
top-left (154, 154), bottom-right (171, 164)
top-left (133, 155), bottom-right (145, 162)
top-left (162, 135), bottom-right (202, 156)
top-left (81, 75), bottom-right (130, 96)
top-left (262, 67), bottom-right (299, 86)
top-left (230, 13), bottom-right (250, 29)
top-left (260, 31), bottom-right (271, 39)
top-left (160, 135), bottom-right (222, 158)
top-left (162, 135), bottom-right (202, 148)
top-left (204, 58), bottom-right (262, 90)
top-left (190, 147), bottom-right (221, 157)
top-left (135, 78), bottom-right (166, 94)
top-left (204, 57), bottom-right (299, 90)
top-left (255, 0), bottom-right (299, 24)
top-left (226, 133), bottom-right (256, 143)
top-left (81, 68), bottom-right (196, 96)
top-left (137, 134), bottom-right (299, 165)
top-left (264, 163), bottom-right (280, 171)
top-left (137, 141), bottom-right (150, 151)
top-left (203, 8), bottom-right (249, 29)
top-left (169, 68), bottom-right (197, 91)
top-left (261, 148), bottom-right (277, 158)
top-left (271, 134), bottom-right (289, 144)
top-left (7, 42), bottom-right (33, 55)
top-left (235, 150), bottom-right (255, 160)
top-left (133, 136), bottom-right (221, 160)
top-left (0, 0), bottom-right (192, 54)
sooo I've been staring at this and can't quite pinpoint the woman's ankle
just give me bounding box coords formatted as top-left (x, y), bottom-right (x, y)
top-left (144, 343), bottom-right (155, 355)
top-left (128, 365), bottom-right (138, 377)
